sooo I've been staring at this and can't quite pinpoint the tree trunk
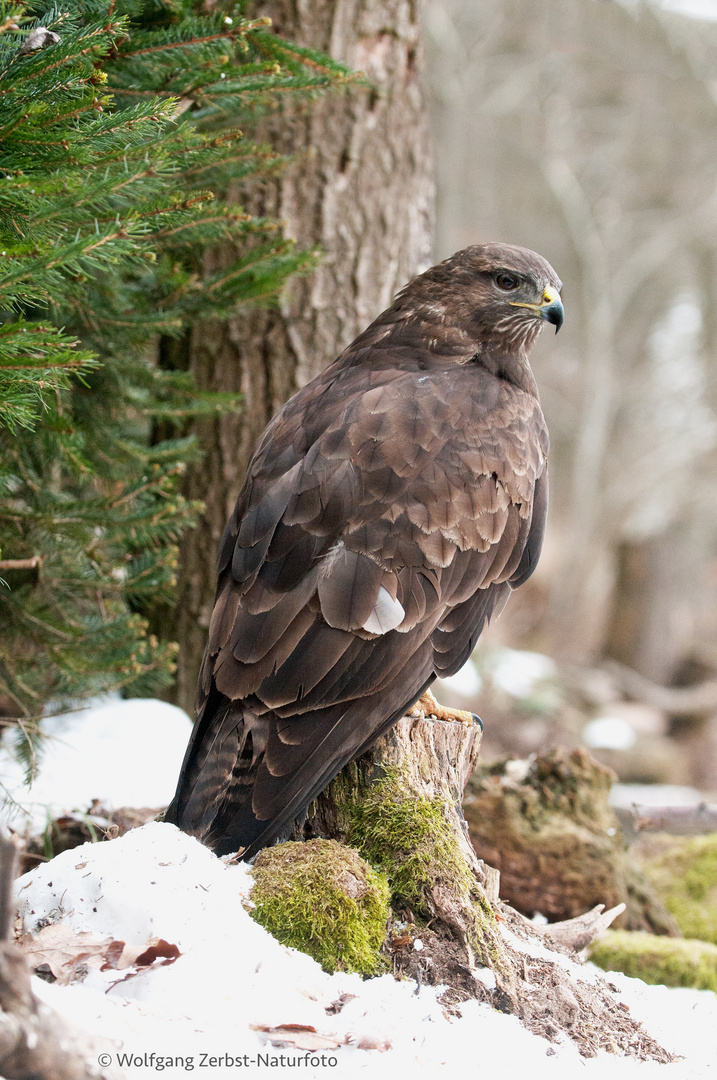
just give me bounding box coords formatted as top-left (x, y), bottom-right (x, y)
top-left (171, 0), bottom-right (434, 713)
top-left (604, 531), bottom-right (707, 682)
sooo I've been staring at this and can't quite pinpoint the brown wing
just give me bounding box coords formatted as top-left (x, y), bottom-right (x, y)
top-left (166, 357), bottom-right (548, 858)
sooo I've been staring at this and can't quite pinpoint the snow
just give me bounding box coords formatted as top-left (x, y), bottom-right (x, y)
top-left (489, 647), bottom-right (558, 697)
top-left (435, 659), bottom-right (482, 698)
top-left (584, 716), bottom-right (638, 751)
top-left (0, 694), bottom-right (191, 831)
top-left (659, 0), bottom-right (717, 22)
top-left (610, 783), bottom-right (708, 809)
top-left (5, 698), bottom-right (717, 1079)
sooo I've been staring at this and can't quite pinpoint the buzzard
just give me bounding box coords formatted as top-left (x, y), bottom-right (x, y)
top-left (166, 243), bottom-right (563, 859)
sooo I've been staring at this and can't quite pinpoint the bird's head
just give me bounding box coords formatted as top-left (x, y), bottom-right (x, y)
top-left (405, 243), bottom-right (564, 355)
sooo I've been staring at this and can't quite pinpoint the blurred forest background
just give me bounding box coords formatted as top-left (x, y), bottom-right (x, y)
top-left (424, 0), bottom-right (717, 792)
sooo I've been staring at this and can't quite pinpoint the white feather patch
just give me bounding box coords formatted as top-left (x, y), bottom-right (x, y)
top-left (362, 586), bottom-right (406, 634)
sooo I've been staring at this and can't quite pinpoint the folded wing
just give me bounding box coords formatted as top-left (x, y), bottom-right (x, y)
top-left (166, 357), bottom-right (548, 857)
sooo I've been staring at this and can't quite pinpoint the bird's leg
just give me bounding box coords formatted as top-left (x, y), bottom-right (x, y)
top-left (409, 687), bottom-right (477, 726)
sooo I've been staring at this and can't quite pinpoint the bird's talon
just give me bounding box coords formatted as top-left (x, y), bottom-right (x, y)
top-left (410, 689), bottom-right (475, 726)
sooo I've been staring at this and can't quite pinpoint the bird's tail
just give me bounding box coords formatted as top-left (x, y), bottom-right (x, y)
top-left (165, 693), bottom-right (268, 855)
top-left (166, 666), bottom-right (437, 859)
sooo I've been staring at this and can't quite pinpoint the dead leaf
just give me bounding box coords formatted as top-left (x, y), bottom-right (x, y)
top-left (135, 939), bottom-right (181, 966)
top-left (17, 925), bottom-right (181, 985)
top-left (17, 924), bottom-right (117, 984)
top-left (390, 933), bottom-right (413, 950)
top-left (100, 939), bottom-right (130, 970)
top-left (251, 1024), bottom-right (343, 1051)
top-left (103, 938), bottom-right (182, 988)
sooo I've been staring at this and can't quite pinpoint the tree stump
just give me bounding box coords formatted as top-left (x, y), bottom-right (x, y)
top-left (302, 713), bottom-right (493, 888)
top-left (464, 748), bottom-right (679, 935)
top-left (296, 713), bottom-right (515, 1002)
top-left (290, 717), bottom-right (673, 1059)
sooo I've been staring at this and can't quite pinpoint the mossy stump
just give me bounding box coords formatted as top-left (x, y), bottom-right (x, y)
top-left (284, 717), bottom-right (673, 1060)
top-left (294, 714), bottom-right (512, 986)
top-left (464, 748), bottom-right (677, 935)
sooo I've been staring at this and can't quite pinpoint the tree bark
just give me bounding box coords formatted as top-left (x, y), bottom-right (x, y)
top-left (171, 0), bottom-right (434, 713)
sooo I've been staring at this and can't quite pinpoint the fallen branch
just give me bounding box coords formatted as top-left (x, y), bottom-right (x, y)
top-left (632, 803), bottom-right (717, 835)
top-left (519, 903), bottom-right (627, 952)
top-left (0, 830), bottom-right (17, 940)
top-left (604, 660), bottom-right (717, 716)
top-left (0, 557), bottom-right (41, 571)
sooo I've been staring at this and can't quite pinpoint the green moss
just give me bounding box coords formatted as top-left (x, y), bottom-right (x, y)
top-left (249, 839), bottom-right (390, 976)
top-left (346, 765), bottom-right (474, 914)
top-left (344, 765), bottom-right (506, 973)
top-left (589, 929), bottom-right (717, 991)
top-left (640, 835), bottom-right (717, 945)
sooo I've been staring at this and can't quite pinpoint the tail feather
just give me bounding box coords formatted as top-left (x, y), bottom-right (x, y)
top-left (165, 654), bottom-right (435, 859)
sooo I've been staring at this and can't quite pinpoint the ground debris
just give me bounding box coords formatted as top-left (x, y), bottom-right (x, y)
top-left (498, 905), bottom-right (675, 1061)
top-left (388, 900), bottom-right (673, 1061)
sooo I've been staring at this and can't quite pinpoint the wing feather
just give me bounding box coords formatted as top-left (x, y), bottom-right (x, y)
top-left (317, 546), bottom-right (384, 630)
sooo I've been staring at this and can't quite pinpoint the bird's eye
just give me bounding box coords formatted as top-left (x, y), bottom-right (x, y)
top-left (495, 272), bottom-right (520, 291)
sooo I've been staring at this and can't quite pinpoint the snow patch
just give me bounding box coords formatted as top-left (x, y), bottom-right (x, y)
top-left (5, 697), bottom-right (717, 1078)
top-left (0, 695), bottom-right (191, 830)
top-left (584, 716), bottom-right (637, 751)
top-left (12, 819), bottom-right (717, 1080)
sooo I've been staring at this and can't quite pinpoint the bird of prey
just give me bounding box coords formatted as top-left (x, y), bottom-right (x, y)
top-left (166, 243), bottom-right (563, 859)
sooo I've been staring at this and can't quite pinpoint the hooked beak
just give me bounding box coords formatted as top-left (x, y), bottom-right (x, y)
top-left (538, 285), bottom-right (564, 334)
top-left (509, 284), bottom-right (564, 334)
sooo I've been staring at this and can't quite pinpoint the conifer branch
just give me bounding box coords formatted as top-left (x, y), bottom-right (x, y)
top-left (0, 0), bottom-right (346, 735)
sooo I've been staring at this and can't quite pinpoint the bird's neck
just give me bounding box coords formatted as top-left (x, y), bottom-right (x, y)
top-left (338, 308), bottom-right (541, 399)
top-left (470, 346), bottom-right (540, 398)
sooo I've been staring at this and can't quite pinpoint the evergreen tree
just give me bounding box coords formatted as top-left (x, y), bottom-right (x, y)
top-left (0, 0), bottom-right (349, 781)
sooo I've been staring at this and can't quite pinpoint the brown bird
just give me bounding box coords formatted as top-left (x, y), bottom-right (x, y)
top-left (166, 243), bottom-right (563, 858)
